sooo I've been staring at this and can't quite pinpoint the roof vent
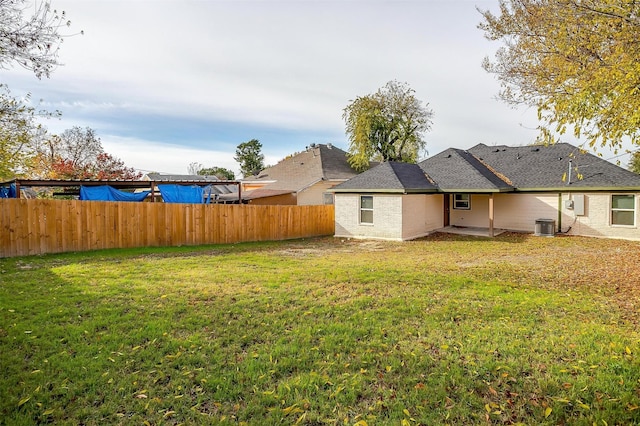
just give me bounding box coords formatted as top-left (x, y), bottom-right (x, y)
top-left (531, 147), bottom-right (540, 152)
top-left (327, 143), bottom-right (333, 149)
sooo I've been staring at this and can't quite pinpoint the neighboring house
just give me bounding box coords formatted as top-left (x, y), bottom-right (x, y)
top-left (240, 143), bottom-right (361, 205)
top-left (332, 143), bottom-right (640, 241)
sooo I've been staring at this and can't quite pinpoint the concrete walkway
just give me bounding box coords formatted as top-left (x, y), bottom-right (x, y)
top-left (437, 226), bottom-right (506, 237)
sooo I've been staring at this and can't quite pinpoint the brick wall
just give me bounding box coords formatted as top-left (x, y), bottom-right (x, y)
top-left (566, 193), bottom-right (640, 240)
top-left (336, 192), bottom-right (640, 242)
top-left (335, 194), bottom-right (442, 240)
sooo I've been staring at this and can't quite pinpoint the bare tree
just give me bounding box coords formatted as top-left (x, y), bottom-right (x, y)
top-left (187, 162), bottom-right (203, 175)
top-left (0, 0), bottom-right (80, 78)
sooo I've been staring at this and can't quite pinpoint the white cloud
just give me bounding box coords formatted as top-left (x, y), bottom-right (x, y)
top-left (100, 135), bottom-right (235, 175)
top-left (44, 0), bottom-right (508, 135)
top-left (100, 135), bottom-right (281, 178)
top-left (6, 0), bottom-right (632, 172)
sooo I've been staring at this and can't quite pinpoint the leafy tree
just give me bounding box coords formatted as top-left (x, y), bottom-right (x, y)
top-left (0, 87), bottom-right (37, 179)
top-left (30, 126), bottom-right (100, 178)
top-left (47, 152), bottom-right (139, 180)
top-left (629, 151), bottom-right (640, 174)
top-left (0, 85), bottom-right (57, 179)
top-left (48, 157), bottom-right (90, 179)
top-left (92, 153), bottom-right (141, 180)
top-left (198, 166), bottom-right (235, 180)
top-left (343, 80), bottom-right (434, 171)
top-left (478, 0), bottom-right (640, 152)
top-left (234, 139), bottom-right (264, 177)
top-left (0, 0), bottom-right (78, 178)
top-left (30, 126), bottom-right (139, 180)
top-left (1, 0), bottom-right (78, 78)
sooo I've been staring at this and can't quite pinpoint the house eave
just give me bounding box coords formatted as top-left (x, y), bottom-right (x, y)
top-left (437, 188), bottom-right (514, 193)
top-left (332, 188), bottom-right (438, 194)
top-left (514, 186), bottom-right (640, 193)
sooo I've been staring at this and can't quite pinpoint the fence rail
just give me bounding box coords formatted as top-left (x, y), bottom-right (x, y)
top-left (0, 199), bottom-right (335, 257)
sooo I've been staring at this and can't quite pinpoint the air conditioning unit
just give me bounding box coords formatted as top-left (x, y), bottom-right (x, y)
top-left (534, 219), bottom-right (555, 237)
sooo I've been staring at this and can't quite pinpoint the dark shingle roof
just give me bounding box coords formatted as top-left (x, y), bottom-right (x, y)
top-left (243, 144), bottom-right (359, 191)
top-left (468, 143), bottom-right (640, 190)
top-left (418, 148), bottom-right (514, 192)
top-left (332, 162), bottom-right (437, 193)
top-left (333, 142), bottom-right (640, 194)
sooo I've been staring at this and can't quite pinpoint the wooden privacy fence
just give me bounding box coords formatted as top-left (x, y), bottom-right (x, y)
top-left (0, 199), bottom-right (335, 257)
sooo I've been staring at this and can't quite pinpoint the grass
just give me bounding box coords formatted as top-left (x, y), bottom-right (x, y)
top-left (1, 233), bottom-right (639, 425)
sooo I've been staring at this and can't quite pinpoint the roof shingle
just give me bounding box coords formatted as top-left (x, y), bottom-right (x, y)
top-left (333, 142), bottom-right (640, 194)
top-left (243, 144), bottom-right (359, 192)
top-left (468, 143), bottom-right (640, 190)
top-left (332, 162), bottom-right (437, 193)
top-left (418, 148), bottom-right (514, 192)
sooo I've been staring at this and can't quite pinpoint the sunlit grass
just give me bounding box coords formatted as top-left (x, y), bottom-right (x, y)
top-left (1, 234), bottom-right (639, 425)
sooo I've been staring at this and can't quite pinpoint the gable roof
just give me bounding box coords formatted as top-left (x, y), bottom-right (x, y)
top-left (468, 143), bottom-right (640, 190)
top-left (332, 142), bottom-right (640, 194)
top-left (243, 143), bottom-right (359, 192)
top-left (332, 161), bottom-right (438, 193)
top-left (418, 148), bottom-right (514, 192)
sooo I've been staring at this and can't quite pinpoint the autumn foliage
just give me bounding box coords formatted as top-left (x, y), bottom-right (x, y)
top-left (479, 0), bottom-right (640, 152)
top-left (30, 127), bottom-right (140, 180)
top-left (48, 153), bottom-right (141, 180)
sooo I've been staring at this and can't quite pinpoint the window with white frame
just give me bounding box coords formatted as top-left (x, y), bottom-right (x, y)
top-left (453, 193), bottom-right (471, 210)
top-left (611, 194), bottom-right (635, 226)
top-left (360, 195), bottom-right (373, 224)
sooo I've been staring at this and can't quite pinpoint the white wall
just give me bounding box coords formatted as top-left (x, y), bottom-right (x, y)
top-left (493, 193), bottom-right (562, 232)
top-left (335, 193), bottom-right (443, 240)
top-left (336, 192), bottom-right (640, 241)
top-left (562, 193), bottom-right (640, 241)
top-left (450, 194), bottom-right (491, 228)
top-left (482, 192), bottom-right (640, 241)
top-left (298, 181), bottom-right (336, 205)
top-left (402, 194), bottom-right (443, 240)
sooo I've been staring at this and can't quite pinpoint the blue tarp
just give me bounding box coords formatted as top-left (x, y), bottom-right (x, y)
top-left (0, 183), bottom-right (16, 198)
top-left (157, 184), bottom-right (213, 204)
top-left (80, 185), bottom-right (150, 202)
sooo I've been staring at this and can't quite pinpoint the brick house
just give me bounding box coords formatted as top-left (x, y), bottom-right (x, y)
top-left (240, 143), bottom-right (361, 205)
top-left (332, 143), bottom-right (640, 241)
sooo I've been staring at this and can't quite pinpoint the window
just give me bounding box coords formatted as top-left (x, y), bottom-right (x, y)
top-left (360, 195), bottom-right (373, 224)
top-left (612, 194), bottom-right (635, 226)
top-left (453, 193), bottom-right (471, 210)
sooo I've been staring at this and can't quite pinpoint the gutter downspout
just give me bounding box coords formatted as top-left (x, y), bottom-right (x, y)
top-left (558, 193), bottom-right (562, 232)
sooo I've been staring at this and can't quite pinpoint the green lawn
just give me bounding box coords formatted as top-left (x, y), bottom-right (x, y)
top-left (1, 233), bottom-right (639, 425)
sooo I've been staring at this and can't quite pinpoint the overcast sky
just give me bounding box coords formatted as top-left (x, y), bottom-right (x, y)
top-left (5, 0), bottom-right (629, 176)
